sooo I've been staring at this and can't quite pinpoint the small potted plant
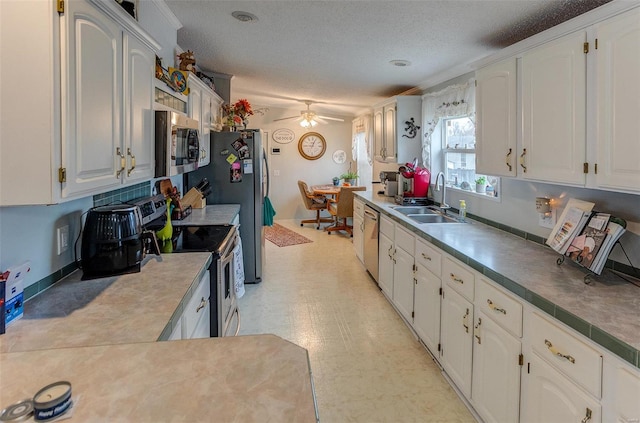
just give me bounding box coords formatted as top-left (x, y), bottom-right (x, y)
top-left (340, 171), bottom-right (358, 186)
top-left (332, 176), bottom-right (340, 186)
top-left (475, 176), bottom-right (486, 193)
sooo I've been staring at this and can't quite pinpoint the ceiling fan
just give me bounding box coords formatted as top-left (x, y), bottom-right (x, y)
top-left (273, 100), bottom-right (345, 127)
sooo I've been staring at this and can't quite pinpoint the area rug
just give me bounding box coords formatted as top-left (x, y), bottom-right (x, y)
top-left (265, 223), bottom-right (313, 247)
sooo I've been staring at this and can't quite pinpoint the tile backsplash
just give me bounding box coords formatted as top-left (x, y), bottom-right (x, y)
top-left (93, 182), bottom-right (151, 207)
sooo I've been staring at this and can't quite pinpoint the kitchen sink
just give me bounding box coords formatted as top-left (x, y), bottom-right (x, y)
top-left (407, 213), bottom-right (460, 224)
top-left (391, 206), bottom-right (439, 215)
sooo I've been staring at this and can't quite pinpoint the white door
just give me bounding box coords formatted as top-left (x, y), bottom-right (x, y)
top-left (123, 32), bottom-right (154, 183)
top-left (471, 311), bottom-right (522, 423)
top-left (392, 245), bottom-right (414, 323)
top-left (440, 284), bottom-right (474, 398)
top-left (521, 30), bottom-right (587, 185)
top-left (383, 104), bottom-right (396, 161)
top-left (475, 58), bottom-right (517, 177)
top-left (353, 213), bottom-right (364, 262)
top-left (378, 232), bottom-right (394, 298)
top-left (413, 263), bottom-right (441, 355)
top-left (595, 8), bottom-right (640, 193)
top-left (373, 108), bottom-right (384, 159)
top-left (62, 0), bottom-right (122, 198)
top-left (521, 352), bottom-right (601, 423)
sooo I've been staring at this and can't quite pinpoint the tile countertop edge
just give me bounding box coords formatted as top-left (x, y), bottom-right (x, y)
top-left (356, 192), bottom-right (640, 369)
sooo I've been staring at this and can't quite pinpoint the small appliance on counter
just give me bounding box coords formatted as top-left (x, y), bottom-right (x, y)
top-left (379, 171), bottom-right (399, 197)
top-left (395, 162), bottom-right (431, 205)
top-left (80, 204), bottom-right (159, 280)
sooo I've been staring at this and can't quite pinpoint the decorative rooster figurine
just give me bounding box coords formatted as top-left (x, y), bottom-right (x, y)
top-left (155, 198), bottom-right (174, 241)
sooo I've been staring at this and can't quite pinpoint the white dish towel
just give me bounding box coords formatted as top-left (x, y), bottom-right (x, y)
top-left (233, 235), bottom-right (245, 298)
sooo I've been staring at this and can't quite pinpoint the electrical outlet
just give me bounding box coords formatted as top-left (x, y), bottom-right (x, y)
top-left (539, 209), bottom-right (557, 229)
top-left (57, 225), bottom-right (69, 255)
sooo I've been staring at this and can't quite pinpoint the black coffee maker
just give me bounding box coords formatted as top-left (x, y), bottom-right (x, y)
top-left (81, 204), bottom-right (158, 279)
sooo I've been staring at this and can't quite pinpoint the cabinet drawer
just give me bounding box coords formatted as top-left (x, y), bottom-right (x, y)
top-left (442, 256), bottom-right (474, 301)
top-left (415, 238), bottom-right (441, 277)
top-left (354, 199), bottom-right (364, 217)
top-left (380, 215), bottom-right (394, 239)
top-left (475, 277), bottom-right (522, 338)
top-left (530, 311), bottom-right (602, 398)
top-left (395, 225), bottom-right (415, 255)
top-left (183, 273), bottom-right (211, 338)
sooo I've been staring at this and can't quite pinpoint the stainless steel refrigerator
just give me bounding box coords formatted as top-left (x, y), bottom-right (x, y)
top-left (186, 130), bottom-right (265, 283)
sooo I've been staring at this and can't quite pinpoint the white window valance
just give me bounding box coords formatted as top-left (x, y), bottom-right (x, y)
top-left (422, 78), bottom-right (475, 166)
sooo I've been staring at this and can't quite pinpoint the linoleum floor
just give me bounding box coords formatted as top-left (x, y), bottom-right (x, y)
top-left (238, 219), bottom-right (476, 422)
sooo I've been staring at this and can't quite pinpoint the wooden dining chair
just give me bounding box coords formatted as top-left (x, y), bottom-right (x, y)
top-left (326, 186), bottom-right (366, 236)
top-left (297, 181), bottom-right (334, 229)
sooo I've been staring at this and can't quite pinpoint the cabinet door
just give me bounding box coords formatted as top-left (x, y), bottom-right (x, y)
top-left (606, 361), bottom-right (640, 423)
top-left (440, 284), bottom-right (474, 398)
top-left (471, 311), bottom-right (522, 423)
top-left (521, 352), bottom-right (601, 423)
top-left (475, 58), bottom-right (517, 177)
top-left (373, 108), bottom-right (384, 160)
top-left (123, 33), bottom-right (154, 183)
top-left (383, 104), bottom-right (396, 161)
top-left (392, 245), bottom-right (414, 323)
top-left (521, 31), bottom-right (587, 185)
top-left (62, 0), bottom-right (123, 198)
top-left (188, 83), bottom-right (203, 165)
top-left (413, 263), bottom-right (441, 355)
top-left (378, 232), bottom-right (394, 298)
top-left (200, 91), bottom-right (212, 166)
top-left (353, 214), bottom-right (364, 262)
top-left (595, 8), bottom-right (640, 193)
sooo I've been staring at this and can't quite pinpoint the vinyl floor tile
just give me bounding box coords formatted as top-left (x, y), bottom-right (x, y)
top-left (238, 219), bottom-right (475, 422)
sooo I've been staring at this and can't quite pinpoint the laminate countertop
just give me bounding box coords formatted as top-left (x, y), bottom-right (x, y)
top-left (173, 204), bottom-right (241, 226)
top-left (0, 252), bottom-right (318, 422)
top-left (356, 191), bottom-right (640, 368)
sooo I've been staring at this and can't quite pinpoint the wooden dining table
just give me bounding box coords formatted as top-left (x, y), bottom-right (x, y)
top-left (311, 184), bottom-right (341, 197)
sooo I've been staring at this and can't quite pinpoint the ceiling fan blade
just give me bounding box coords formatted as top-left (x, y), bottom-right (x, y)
top-left (272, 115), bottom-right (299, 122)
top-left (317, 115), bottom-right (345, 122)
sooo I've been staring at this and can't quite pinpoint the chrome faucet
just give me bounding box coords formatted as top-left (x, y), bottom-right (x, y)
top-left (434, 172), bottom-right (450, 211)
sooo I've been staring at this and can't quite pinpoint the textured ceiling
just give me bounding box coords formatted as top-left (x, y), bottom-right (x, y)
top-left (165, 0), bottom-right (611, 117)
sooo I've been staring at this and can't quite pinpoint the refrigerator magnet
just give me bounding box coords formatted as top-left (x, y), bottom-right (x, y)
top-left (231, 138), bottom-right (251, 160)
top-left (226, 153), bottom-right (238, 165)
top-left (243, 159), bottom-right (253, 174)
top-left (230, 162), bottom-right (242, 183)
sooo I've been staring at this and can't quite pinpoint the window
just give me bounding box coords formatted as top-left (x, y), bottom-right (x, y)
top-left (442, 116), bottom-right (499, 198)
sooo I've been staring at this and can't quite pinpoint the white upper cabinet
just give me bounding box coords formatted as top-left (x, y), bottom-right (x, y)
top-left (475, 58), bottom-right (517, 177)
top-left (373, 96), bottom-right (422, 164)
top-left (188, 75), bottom-right (223, 167)
top-left (593, 7), bottom-right (640, 193)
top-left (0, 0), bottom-right (159, 205)
top-left (521, 30), bottom-right (587, 185)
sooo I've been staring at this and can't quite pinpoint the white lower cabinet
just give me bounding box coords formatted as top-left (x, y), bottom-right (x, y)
top-left (168, 271), bottom-right (211, 340)
top-left (378, 231), bottom-right (394, 298)
top-left (353, 199), bottom-right (365, 262)
top-left (521, 352), bottom-right (601, 423)
top-left (471, 310), bottom-right (522, 423)
top-left (603, 356), bottom-right (640, 423)
top-left (392, 226), bottom-right (415, 322)
top-left (440, 284), bottom-right (474, 398)
top-left (413, 262), bottom-right (441, 355)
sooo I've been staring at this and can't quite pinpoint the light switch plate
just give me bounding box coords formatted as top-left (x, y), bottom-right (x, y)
top-left (57, 225), bottom-right (69, 255)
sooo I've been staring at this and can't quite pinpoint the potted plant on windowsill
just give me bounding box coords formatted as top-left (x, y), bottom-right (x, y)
top-left (340, 171), bottom-right (358, 186)
top-left (475, 176), bottom-right (486, 193)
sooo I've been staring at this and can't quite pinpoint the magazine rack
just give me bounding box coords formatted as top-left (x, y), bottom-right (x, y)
top-left (556, 240), bottom-right (636, 285)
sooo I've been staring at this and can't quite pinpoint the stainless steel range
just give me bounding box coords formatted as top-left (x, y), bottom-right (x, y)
top-left (134, 195), bottom-right (240, 337)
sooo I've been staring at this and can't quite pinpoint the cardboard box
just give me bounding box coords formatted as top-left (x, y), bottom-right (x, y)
top-left (4, 261), bottom-right (30, 326)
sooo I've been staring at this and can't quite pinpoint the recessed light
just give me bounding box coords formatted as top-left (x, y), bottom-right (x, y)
top-left (389, 60), bottom-right (411, 67)
top-left (232, 11), bottom-right (258, 23)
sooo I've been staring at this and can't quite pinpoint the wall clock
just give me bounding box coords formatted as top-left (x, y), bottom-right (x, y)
top-left (298, 132), bottom-right (326, 160)
top-left (332, 149), bottom-right (346, 164)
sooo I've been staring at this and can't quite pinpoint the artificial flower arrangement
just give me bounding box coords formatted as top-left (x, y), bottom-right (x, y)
top-left (223, 99), bottom-right (254, 127)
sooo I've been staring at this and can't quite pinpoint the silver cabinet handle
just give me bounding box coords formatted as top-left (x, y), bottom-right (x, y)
top-left (545, 339), bottom-right (575, 363)
top-left (506, 148), bottom-right (512, 171)
top-left (520, 148), bottom-right (527, 173)
top-left (450, 273), bottom-right (464, 284)
top-left (487, 299), bottom-right (506, 314)
top-left (195, 297), bottom-right (207, 313)
top-left (234, 307), bottom-right (241, 336)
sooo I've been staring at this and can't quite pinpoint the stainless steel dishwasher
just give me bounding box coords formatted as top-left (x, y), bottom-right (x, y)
top-left (363, 205), bottom-right (379, 282)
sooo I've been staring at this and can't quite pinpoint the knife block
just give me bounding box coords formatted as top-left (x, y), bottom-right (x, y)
top-left (181, 187), bottom-right (206, 209)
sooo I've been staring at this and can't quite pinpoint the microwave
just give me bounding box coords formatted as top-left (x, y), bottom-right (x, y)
top-left (155, 110), bottom-right (200, 177)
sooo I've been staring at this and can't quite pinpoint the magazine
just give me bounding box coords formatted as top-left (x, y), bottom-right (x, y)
top-left (546, 199), bottom-right (595, 254)
top-left (565, 213), bottom-right (610, 269)
top-left (589, 218), bottom-right (627, 275)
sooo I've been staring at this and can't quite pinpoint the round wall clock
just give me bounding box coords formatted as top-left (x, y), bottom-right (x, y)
top-left (332, 149), bottom-right (346, 164)
top-left (298, 132), bottom-right (326, 160)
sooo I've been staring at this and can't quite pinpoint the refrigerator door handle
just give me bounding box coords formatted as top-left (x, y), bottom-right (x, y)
top-left (262, 148), bottom-right (270, 197)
